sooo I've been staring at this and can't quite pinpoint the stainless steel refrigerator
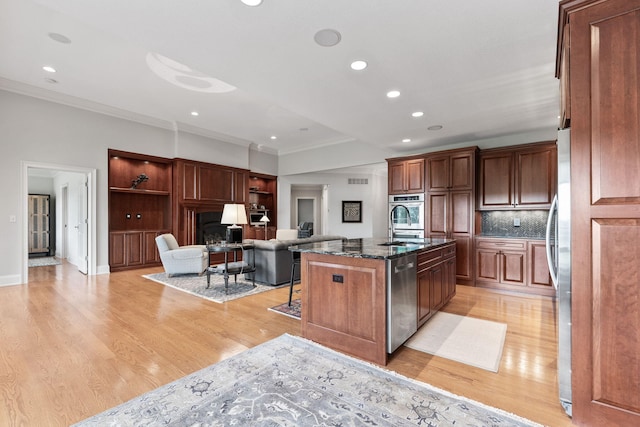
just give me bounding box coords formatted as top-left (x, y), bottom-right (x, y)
top-left (546, 128), bottom-right (572, 416)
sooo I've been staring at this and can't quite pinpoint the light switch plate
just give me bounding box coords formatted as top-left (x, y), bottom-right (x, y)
top-left (514, 218), bottom-right (521, 227)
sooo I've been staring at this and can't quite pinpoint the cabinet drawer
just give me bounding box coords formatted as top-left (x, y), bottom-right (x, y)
top-left (417, 249), bottom-right (442, 271)
top-left (442, 244), bottom-right (456, 258)
top-left (476, 239), bottom-right (526, 251)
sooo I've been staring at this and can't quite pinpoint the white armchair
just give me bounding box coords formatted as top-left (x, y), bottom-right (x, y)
top-left (155, 233), bottom-right (208, 277)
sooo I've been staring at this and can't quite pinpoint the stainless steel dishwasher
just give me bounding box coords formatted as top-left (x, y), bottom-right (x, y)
top-left (386, 254), bottom-right (417, 353)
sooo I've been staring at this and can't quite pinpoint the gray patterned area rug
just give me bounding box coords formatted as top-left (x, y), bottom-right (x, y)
top-left (73, 334), bottom-right (541, 427)
top-left (28, 256), bottom-right (61, 267)
top-left (143, 272), bottom-right (282, 303)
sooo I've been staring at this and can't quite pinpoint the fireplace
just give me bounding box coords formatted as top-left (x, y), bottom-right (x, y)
top-left (195, 211), bottom-right (226, 245)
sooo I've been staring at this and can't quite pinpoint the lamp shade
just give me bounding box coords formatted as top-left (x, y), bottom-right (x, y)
top-left (259, 215), bottom-right (270, 223)
top-left (221, 204), bottom-right (248, 226)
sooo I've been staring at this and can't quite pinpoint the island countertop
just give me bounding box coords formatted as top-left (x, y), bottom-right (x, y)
top-left (289, 237), bottom-right (456, 260)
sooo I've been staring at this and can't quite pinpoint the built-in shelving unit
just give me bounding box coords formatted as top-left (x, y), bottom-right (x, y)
top-left (108, 149), bottom-right (172, 271)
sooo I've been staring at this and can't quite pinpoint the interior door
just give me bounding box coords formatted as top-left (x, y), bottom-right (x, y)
top-left (77, 177), bottom-right (88, 274)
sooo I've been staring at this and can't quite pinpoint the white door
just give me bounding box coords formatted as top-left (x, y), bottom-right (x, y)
top-left (77, 178), bottom-right (88, 274)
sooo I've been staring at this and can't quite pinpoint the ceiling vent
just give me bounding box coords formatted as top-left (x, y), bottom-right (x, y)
top-left (348, 178), bottom-right (368, 185)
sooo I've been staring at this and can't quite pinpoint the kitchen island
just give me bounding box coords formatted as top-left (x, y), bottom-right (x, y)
top-left (290, 237), bottom-right (456, 365)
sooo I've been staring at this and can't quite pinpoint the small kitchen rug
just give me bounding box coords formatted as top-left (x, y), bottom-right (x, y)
top-left (28, 256), bottom-right (61, 267)
top-left (143, 273), bottom-right (283, 304)
top-left (404, 311), bottom-right (507, 372)
top-left (268, 299), bottom-right (301, 319)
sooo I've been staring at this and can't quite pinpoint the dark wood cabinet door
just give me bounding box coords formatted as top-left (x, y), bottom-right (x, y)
top-left (405, 158), bottom-right (425, 193)
top-left (126, 232), bottom-right (144, 266)
top-left (449, 152), bottom-right (474, 190)
top-left (564, 0), bottom-right (640, 424)
top-left (475, 249), bottom-right (500, 283)
top-left (426, 156), bottom-right (449, 191)
top-left (199, 165), bottom-right (234, 202)
top-left (478, 152), bottom-right (514, 209)
top-left (429, 264), bottom-right (445, 311)
top-left (515, 146), bottom-right (556, 208)
top-left (417, 270), bottom-right (432, 325)
top-left (527, 241), bottom-right (551, 288)
top-left (109, 232), bottom-right (127, 269)
top-left (144, 231), bottom-right (161, 264)
top-left (426, 192), bottom-right (447, 235)
top-left (500, 251), bottom-right (525, 286)
top-left (181, 162), bottom-right (198, 200)
top-left (444, 257), bottom-right (457, 301)
top-left (388, 158), bottom-right (424, 194)
top-left (388, 161), bottom-right (406, 194)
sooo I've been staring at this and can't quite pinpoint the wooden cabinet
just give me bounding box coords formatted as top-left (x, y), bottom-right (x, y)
top-left (174, 159), bottom-right (247, 204)
top-left (558, 1), bottom-right (640, 424)
top-left (109, 231), bottom-right (143, 269)
top-left (108, 150), bottom-right (173, 271)
top-left (527, 240), bottom-right (552, 290)
top-left (426, 149), bottom-right (474, 191)
top-left (301, 253), bottom-right (387, 365)
top-left (417, 242), bottom-right (457, 327)
top-left (475, 238), bottom-right (553, 296)
top-left (478, 142), bottom-right (557, 210)
top-left (387, 157), bottom-right (425, 194)
top-left (28, 194), bottom-right (51, 255)
top-left (475, 238), bottom-right (526, 286)
top-left (425, 147), bottom-right (477, 285)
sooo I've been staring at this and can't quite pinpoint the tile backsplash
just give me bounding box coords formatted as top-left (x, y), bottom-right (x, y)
top-left (480, 210), bottom-right (549, 239)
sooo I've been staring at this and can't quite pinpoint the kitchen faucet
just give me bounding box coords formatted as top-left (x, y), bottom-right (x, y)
top-left (390, 204), bottom-right (411, 239)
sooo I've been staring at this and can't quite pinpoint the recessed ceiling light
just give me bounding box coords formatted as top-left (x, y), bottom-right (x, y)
top-left (191, 111), bottom-right (199, 116)
top-left (386, 90), bottom-right (400, 98)
top-left (241, 0), bottom-right (262, 6)
top-left (270, 135), bottom-right (277, 140)
top-left (350, 60), bottom-right (368, 71)
top-left (412, 111), bottom-right (424, 118)
top-left (43, 66), bottom-right (56, 73)
top-left (48, 32), bottom-right (71, 44)
top-left (428, 125), bottom-right (443, 131)
top-left (314, 29), bottom-right (341, 47)
top-left (402, 138), bottom-right (411, 143)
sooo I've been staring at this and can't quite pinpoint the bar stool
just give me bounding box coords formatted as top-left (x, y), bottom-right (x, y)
top-left (289, 251), bottom-right (301, 306)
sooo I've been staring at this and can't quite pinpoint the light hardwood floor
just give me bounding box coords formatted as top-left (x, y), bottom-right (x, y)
top-left (0, 261), bottom-right (573, 426)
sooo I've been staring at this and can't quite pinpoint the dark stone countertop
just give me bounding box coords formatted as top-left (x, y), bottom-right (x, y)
top-left (289, 237), bottom-right (456, 260)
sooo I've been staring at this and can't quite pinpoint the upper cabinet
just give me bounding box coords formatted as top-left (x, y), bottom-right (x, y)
top-left (174, 159), bottom-right (247, 204)
top-left (478, 142), bottom-right (557, 210)
top-left (387, 157), bottom-right (425, 194)
top-left (426, 148), bottom-right (475, 192)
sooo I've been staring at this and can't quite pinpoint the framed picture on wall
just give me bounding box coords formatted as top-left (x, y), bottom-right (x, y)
top-left (342, 201), bottom-right (362, 223)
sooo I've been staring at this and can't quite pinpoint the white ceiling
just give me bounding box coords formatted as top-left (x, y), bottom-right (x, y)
top-left (0, 0), bottom-right (561, 158)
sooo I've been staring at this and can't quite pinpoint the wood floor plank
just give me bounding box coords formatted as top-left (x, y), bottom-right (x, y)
top-left (0, 261), bottom-right (573, 426)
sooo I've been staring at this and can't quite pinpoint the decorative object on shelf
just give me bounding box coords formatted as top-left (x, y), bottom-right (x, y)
top-left (260, 214), bottom-right (270, 239)
top-left (130, 173), bottom-right (149, 189)
top-left (342, 200), bottom-right (362, 223)
top-left (221, 204), bottom-right (248, 243)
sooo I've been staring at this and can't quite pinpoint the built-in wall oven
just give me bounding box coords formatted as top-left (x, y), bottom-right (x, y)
top-left (389, 193), bottom-right (425, 239)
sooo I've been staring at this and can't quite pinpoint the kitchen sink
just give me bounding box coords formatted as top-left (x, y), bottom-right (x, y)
top-left (378, 241), bottom-right (408, 246)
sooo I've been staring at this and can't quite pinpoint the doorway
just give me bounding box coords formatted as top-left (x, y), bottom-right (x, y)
top-left (22, 162), bottom-right (96, 283)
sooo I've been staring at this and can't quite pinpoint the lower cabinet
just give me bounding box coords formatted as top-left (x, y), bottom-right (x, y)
top-left (110, 230), bottom-right (168, 271)
top-left (417, 242), bottom-right (457, 327)
top-left (475, 237), bottom-right (553, 296)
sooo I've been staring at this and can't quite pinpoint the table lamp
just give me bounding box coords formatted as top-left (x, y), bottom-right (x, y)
top-left (260, 214), bottom-right (270, 239)
top-left (221, 204), bottom-right (248, 243)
